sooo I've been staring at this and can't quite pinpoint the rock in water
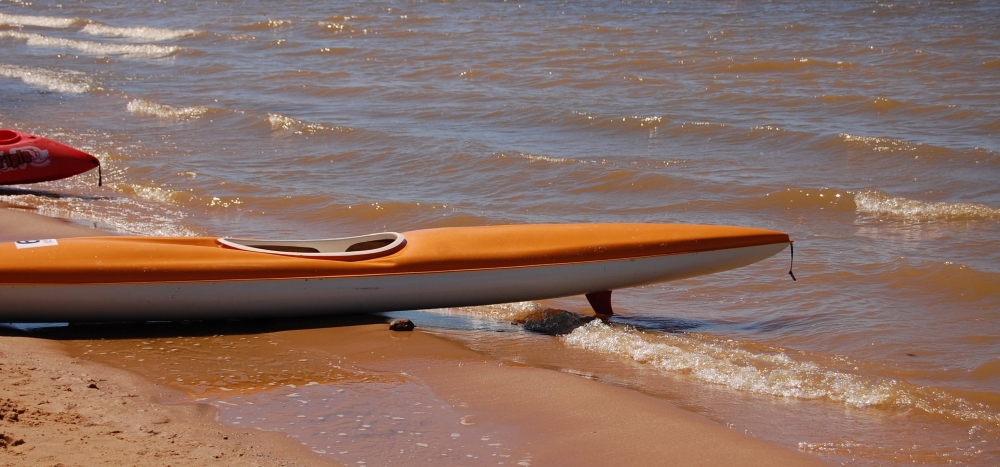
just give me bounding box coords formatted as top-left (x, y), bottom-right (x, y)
top-left (519, 308), bottom-right (592, 335)
top-left (389, 319), bottom-right (415, 332)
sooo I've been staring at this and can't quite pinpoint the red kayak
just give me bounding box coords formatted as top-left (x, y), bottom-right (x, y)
top-left (0, 129), bottom-right (101, 185)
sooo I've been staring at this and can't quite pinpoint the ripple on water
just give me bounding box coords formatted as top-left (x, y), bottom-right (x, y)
top-left (212, 381), bottom-right (527, 466)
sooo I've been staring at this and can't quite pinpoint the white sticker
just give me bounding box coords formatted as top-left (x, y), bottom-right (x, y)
top-left (15, 239), bottom-right (58, 249)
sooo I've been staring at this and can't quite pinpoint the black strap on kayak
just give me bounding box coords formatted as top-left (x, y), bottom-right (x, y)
top-left (788, 242), bottom-right (796, 281)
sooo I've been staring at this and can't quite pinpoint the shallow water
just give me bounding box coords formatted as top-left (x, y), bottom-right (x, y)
top-left (2, 0), bottom-right (999, 464)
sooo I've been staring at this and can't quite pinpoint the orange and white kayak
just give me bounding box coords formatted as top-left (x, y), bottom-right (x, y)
top-left (0, 129), bottom-right (100, 185)
top-left (0, 224), bottom-right (791, 322)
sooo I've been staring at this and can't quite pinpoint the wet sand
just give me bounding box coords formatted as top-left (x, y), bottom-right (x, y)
top-left (0, 201), bottom-right (109, 242)
top-left (1, 206), bottom-right (830, 466)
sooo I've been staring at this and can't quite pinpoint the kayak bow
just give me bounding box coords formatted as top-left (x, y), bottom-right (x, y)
top-left (0, 129), bottom-right (100, 185)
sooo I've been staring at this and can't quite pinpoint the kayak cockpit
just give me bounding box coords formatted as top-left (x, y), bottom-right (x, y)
top-left (217, 232), bottom-right (405, 259)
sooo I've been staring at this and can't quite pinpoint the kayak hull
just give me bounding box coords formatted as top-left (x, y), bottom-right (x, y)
top-left (0, 242), bottom-right (786, 321)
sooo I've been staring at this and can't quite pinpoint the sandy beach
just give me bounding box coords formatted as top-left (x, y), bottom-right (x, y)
top-left (0, 206), bottom-right (830, 466)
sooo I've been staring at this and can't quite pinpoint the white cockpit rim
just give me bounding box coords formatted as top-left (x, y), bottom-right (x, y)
top-left (217, 232), bottom-right (405, 258)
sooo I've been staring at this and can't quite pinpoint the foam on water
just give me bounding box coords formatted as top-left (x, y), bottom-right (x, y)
top-left (126, 98), bottom-right (207, 120)
top-left (120, 183), bottom-right (245, 213)
top-left (81, 23), bottom-right (199, 41)
top-left (0, 188), bottom-right (198, 237)
top-left (266, 113), bottom-right (349, 134)
top-left (0, 63), bottom-right (93, 94)
top-left (561, 320), bottom-right (999, 426)
top-left (0, 31), bottom-right (180, 58)
top-left (855, 189), bottom-right (1000, 222)
top-left (124, 184), bottom-right (190, 205)
top-left (0, 12), bottom-right (78, 28)
top-left (449, 302), bottom-right (543, 322)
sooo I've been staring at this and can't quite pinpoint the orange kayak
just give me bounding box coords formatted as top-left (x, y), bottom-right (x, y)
top-left (0, 129), bottom-right (100, 185)
top-left (0, 223), bottom-right (791, 322)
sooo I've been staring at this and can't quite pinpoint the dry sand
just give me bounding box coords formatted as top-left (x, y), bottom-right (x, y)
top-left (0, 334), bottom-right (340, 467)
top-left (1, 206), bottom-right (831, 466)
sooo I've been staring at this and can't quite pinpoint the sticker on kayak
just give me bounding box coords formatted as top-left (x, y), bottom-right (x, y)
top-left (15, 239), bottom-right (58, 249)
top-left (0, 146), bottom-right (51, 172)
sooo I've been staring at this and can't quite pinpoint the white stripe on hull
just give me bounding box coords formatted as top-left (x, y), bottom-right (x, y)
top-left (1, 243), bottom-right (787, 322)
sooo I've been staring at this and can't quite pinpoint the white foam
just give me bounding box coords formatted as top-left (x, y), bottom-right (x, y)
top-left (268, 113), bottom-right (302, 130)
top-left (855, 189), bottom-right (1000, 222)
top-left (0, 63), bottom-right (92, 94)
top-left (450, 302), bottom-right (543, 321)
top-left (129, 185), bottom-right (183, 205)
top-left (127, 98), bottom-right (207, 120)
top-left (0, 31), bottom-right (179, 58)
top-left (561, 320), bottom-right (999, 425)
top-left (0, 12), bottom-right (77, 28)
top-left (267, 113), bottom-right (342, 134)
top-left (81, 23), bottom-right (200, 41)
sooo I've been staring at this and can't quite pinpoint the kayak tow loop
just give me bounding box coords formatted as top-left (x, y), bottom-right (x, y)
top-left (788, 242), bottom-right (796, 281)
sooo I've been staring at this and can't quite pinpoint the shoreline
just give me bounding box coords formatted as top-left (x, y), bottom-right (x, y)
top-left (0, 202), bottom-right (116, 242)
top-left (1, 206), bottom-right (830, 466)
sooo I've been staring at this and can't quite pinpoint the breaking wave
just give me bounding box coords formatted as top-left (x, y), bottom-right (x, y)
top-left (450, 301), bottom-right (543, 321)
top-left (445, 304), bottom-right (1000, 427)
top-left (0, 63), bottom-right (94, 94)
top-left (0, 12), bottom-right (79, 28)
top-left (266, 113), bottom-right (350, 134)
top-left (0, 14), bottom-right (198, 42)
top-left (126, 98), bottom-right (208, 120)
top-left (562, 320), bottom-right (999, 424)
top-left (855, 189), bottom-right (1000, 222)
top-left (81, 23), bottom-right (200, 41)
top-left (0, 31), bottom-right (180, 58)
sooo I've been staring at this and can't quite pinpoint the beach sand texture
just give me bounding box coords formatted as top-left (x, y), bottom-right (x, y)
top-left (0, 333), bottom-right (335, 467)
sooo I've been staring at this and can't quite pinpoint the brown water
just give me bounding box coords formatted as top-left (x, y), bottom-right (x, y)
top-left (2, 0), bottom-right (999, 464)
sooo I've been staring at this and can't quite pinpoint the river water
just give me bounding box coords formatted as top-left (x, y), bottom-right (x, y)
top-left (2, 1), bottom-right (998, 465)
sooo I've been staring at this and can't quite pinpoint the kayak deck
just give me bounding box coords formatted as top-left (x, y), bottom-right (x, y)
top-left (1, 224), bottom-right (789, 284)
